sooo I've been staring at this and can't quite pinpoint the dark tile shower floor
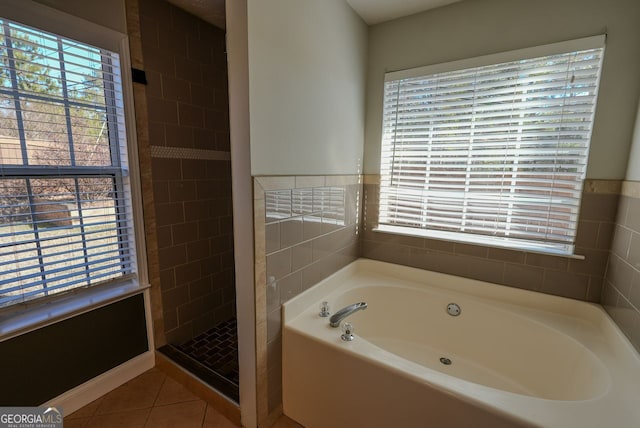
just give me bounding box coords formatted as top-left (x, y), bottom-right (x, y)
top-left (178, 318), bottom-right (239, 385)
top-left (160, 318), bottom-right (239, 402)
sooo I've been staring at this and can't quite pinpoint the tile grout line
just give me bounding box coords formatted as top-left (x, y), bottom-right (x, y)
top-left (141, 372), bottom-right (168, 427)
top-left (200, 404), bottom-right (208, 428)
top-left (268, 234), bottom-right (359, 283)
top-left (265, 223), bottom-right (357, 257)
top-left (151, 373), bottom-right (168, 407)
top-left (611, 281), bottom-right (640, 313)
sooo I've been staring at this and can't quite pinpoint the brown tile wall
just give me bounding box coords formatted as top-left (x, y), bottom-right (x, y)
top-left (125, 0), bottom-right (167, 347)
top-left (602, 183), bottom-right (640, 352)
top-left (362, 178), bottom-right (619, 302)
top-left (253, 176), bottom-right (361, 418)
top-left (139, 0), bottom-right (234, 344)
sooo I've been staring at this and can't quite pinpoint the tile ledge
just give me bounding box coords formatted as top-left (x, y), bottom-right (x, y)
top-left (583, 179), bottom-right (622, 194)
top-left (254, 175), bottom-right (361, 190)
top-left (621, 181), bottom-right (640, 198)
top-left (150, 146), bottom-right (231, 161)
top-left (363, 174), bottom-right (380, 184)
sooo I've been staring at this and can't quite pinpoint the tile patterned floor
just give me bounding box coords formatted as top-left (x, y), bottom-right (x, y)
top-left (176, 318), bottom-right (239, 386)
top-left (64, 368), bottom-right (302, 428)
top-left (64, 368), bottom-right (236, 428)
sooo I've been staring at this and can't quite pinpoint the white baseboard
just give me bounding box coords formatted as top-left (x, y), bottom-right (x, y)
top-left (43, 350), bottom-right (155, 416)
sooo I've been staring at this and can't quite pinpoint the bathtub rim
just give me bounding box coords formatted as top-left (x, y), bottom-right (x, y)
top-left (282, 258), bottom-right (640, 427)
top-left (322, 281), bottom-right (613, 401)
top-left (284, 258), bottom-right (609, 326)
top-left (283, 259), bottom-right (640, 367)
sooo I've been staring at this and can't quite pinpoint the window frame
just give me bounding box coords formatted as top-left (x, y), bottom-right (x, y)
top-left (0, 0), bottom-right (148, 335)
top-left (376, 35), bottom-right (606, 257)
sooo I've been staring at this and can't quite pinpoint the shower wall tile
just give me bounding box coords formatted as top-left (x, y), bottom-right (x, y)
top-left (587, 277), bottom-right (605, 302)
top-left (295, 175), bottom-right (325, 188)
top-left (255, 176), bottom-right (295, 191)
top-left (292, 188), bottom-right (313, 215)
top-left (627, 198), bottom-right (640, 232)
top-left (280, 217), bottom-right (303, 247)
top-left (597, 222), bottom-right (616, 250)
top-left (575, 220), bottom-right (600, 248)
top-left (454, 242), bottom-right (488, 258)
top-left (603, 182), bottom-right (640, 352)
top-left (291, 241), bottom-right (312, 271)
top-left (266, 248), bottom-right (292, 281)
top-left (302, 214), bottom-right (323, 240)
top-left (629, 236), bottom-right (640, 268)
top-left (631, 274), bottom-right (640, 310)
top-left (255, 175), bottom-right (362, 416)
top-left (140, 0), bottom-right (234, 345)
top-left (611, 225), bottom-right (631, 259)
top-left (488, 248), bottom-right (525, 264)
top-left (503, 263), bottom-right (545, 291)
top-left (265, 222), bottom-right (280, 254)
top-left (541, 270), bottom-right (590, 300)
top-left (524, 252), bottom-right (569, 271)
top-left (579, 192), bottom-right (619, 221)
top-left (362, 177), bottom-right (619, 303)
top-left (265, 190), bottom-right (292, 223)
top-left (267, 305), bottom-right (281, 342)
top-left (278, 271), bottom-right (302, 304)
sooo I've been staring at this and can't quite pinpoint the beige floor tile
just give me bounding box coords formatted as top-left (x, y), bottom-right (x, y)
top-left (86, 408), bottom-right (150, 428)
top-left (154, 376), bottom-right (200, 406)
top-left (66, 397), bottom-right (103, 419)
top-left (202, 405), bottom-right (239, 428)
top-left (272, 415), bottom-right (304, 428)
top-left (66, 369), bottom-right (243, 428)
top-left (95, 371), bottom-right (166, 415)
top-left (144, 400), bottom-right (207, 428)
top-left (63, 417), bottom-right (91, 428)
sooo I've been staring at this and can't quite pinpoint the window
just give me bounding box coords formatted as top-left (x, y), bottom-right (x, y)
top-left (379, 36), bottom-right (605, 255)
top-left (0, 16), bottom-right (136, 307)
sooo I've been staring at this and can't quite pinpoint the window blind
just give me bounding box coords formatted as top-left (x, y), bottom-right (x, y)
top-left (0, 18), bottom-right (135, 306)
top-left (379, 36), bottom-right (605, 254)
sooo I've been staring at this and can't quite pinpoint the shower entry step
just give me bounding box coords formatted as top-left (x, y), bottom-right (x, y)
top-left (159, 318), bottom-right (239, 402)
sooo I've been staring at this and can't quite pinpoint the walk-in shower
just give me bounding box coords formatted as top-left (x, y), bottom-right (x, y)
top-left (137, 0), bottom-right (238, 402)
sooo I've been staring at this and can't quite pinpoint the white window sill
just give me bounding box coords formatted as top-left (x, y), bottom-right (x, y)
top-left (373, 225), bottom-right (585, 260)
top-left (0, 279), bottom-right (150, 340)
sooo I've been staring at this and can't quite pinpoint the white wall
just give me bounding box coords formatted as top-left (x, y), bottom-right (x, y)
top-left (247, 0), bottom-right (367, 175)
top-left (626, 99), bottom-right (640, 181)
top-left (364, 0), bottom-right (640, 179)
top-left (226, 0), bottom-right (258, 426)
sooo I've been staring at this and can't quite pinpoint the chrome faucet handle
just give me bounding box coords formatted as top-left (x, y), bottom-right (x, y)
top-left (341, 322), bottom-right (355, 341)
top-left (319, 301), bottom-right (330, 317)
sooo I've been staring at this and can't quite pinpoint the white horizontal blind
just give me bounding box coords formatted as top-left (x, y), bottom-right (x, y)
top-left (380, 38), bottom-right (605, 254)
top-left (0, 17), bottom-right (135, 306)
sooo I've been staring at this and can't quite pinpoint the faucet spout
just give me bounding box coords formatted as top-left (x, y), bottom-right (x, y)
top-left (329, 302), bottom-right (367, 327)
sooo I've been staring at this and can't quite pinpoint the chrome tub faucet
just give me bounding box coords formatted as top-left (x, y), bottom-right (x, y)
top-left (329, 302), bottom-right (367, 327)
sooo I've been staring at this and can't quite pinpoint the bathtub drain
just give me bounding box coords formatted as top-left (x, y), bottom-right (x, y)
top-left (446, 303), bottom-right (461, 316)
top-left (439, 357), bottom-right (452, 366)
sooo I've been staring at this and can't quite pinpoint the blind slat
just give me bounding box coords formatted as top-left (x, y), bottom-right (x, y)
top-left (380, 42), bottom-right (604, 254)
top-left (0, 16), bottom-right (136, 307)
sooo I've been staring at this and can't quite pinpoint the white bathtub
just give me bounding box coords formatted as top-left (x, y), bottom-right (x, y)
top-left (282, 259), bottom-right (640, 428)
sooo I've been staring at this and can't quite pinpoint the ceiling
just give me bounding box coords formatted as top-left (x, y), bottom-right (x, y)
top-left (166, 0), bottom-right (226, 29)
top-left (167, 0), bottom-right (463, 30)
top-left (346, 0), bottom-right (463, 25)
